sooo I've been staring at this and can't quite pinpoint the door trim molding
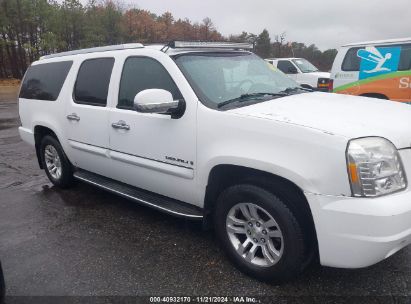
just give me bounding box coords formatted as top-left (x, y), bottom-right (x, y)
top-left (68, 140), bottom-right (108, 157)
top-left (68, 140), bottom-right (194, 179)
top-left (110, 150), bottom-right (194, 179)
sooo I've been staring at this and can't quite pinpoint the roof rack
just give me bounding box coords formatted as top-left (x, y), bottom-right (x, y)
top-left (40, 43), bottom-right (144, 60)
top-left (165, 41), bottom-right (253, 51)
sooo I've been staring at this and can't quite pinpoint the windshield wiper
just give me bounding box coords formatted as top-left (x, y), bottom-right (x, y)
top-left (279, 87), bottom-right (312, 94)
top-left (217, 92), bottom-right (288, 108)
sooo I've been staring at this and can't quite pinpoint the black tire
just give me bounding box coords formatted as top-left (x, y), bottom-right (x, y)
top-left (300, 84), bottom-right (313, 90)
top-left (360, 93), bottom-right (388, 100)
top-left (40, 135), bottom-right (74, 188)
top-left (214, 184), bottom-right (305, 283)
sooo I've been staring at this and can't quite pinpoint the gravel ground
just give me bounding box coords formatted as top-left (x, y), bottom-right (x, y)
top-left (0, 93), bottom-right (410, 303)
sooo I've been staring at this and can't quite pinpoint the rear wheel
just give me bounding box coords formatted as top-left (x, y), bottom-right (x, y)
top-left (40, 135), bottom-right (74, 188)
top-left (214, 184), bottom-right (305, 282)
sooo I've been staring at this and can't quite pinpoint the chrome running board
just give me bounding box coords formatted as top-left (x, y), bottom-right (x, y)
top-left (74, 169), bottom-right (203, 220)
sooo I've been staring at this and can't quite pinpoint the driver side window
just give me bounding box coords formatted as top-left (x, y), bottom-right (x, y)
top-left (277, 60), bottom-right (297, 74)
top-left (118, 57), bottom-right (183, 110)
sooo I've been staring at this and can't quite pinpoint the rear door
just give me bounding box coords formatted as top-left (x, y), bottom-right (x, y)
top-left (65, 57), bottom-right (115, 176)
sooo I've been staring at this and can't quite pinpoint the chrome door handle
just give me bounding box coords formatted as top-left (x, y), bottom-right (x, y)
top-left (66, 113), bottom-right (80, 121)
top-left (111, 120), bottom-right (130, 130)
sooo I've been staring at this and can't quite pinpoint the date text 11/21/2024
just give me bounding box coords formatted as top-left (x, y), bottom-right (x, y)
top-left (149, 296), bottom-right (259, 303)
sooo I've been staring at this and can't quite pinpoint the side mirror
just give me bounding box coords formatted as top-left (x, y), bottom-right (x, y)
top-left (134, 89), bottom-right (184, 118)
top-left (287, 66), bottom-right (298, 74)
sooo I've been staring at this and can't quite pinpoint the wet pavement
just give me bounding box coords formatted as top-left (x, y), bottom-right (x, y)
top-left (0, 96), bottom-right (410, 301)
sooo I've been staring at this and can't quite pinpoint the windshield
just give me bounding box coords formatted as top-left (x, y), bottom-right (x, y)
top-left (291, 58), bottom-right (319, 73)
top-left (174, 52), bottom-right (301, 109)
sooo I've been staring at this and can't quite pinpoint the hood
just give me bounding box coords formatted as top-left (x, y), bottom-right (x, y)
top-left (307, 71), bottom-right (330, 79)
top-left (229, 92), bottom-right (411, 149)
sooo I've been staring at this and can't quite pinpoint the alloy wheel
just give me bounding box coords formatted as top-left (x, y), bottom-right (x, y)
top-left (44, 145), bottom-right (62, 180)
top-left (226, 202), bottom-right (284, 267)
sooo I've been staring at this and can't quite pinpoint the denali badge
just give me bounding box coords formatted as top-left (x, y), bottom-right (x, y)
top-left (165, 156), bottom-right (194, 166)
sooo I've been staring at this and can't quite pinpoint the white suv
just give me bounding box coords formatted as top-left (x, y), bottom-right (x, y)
top-left (266, 58), bottom-right (330, 91)
top-left (18, 42), bottom-right (411, 282)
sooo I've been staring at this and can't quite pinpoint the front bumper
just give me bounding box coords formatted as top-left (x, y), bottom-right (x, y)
top-left (306, 149), bottom-right (411, 268)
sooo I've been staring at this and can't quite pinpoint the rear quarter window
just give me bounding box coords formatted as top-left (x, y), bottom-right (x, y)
top-left (19, 61), bottom-right (73, 101)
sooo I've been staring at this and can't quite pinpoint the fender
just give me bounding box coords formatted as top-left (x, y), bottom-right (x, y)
top-left (32, 121), bottom-right (73, 167)
top-left (197, 156), bottom-right (318, 207)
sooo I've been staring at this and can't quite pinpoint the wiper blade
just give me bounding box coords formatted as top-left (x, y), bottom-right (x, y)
top-left (218, 92), bottom-right (288, 108)
top-left (279, 86), bottom-right (312, 94)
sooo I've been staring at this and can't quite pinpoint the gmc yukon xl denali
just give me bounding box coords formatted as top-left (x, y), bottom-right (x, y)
top-left (18, 42), bottom-right (411, 282)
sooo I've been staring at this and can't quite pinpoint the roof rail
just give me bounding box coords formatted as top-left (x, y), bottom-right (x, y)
top-left (166, 41), bottom-right (253, 50)
top-left (40, 43), bottom-right (144, 60)
top-left (342, 37), bottom-right (411, 47)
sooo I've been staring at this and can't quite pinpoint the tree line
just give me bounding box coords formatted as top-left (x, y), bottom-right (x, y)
top-left (0, 0), bottom-right (337, 79)
top-left (231, 30), bottom-right (337, 72)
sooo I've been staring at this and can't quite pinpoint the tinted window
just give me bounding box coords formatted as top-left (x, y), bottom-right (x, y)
top-left (277, 60), bottom-right (297, 74)
top-left (343, 45), bottom-right (411, 72)
top-left (74, 58), bottom-right (114, 106)
top-left (118, 57), bottom-right (183, 109)
top-left (342, 47), bottom-right (363, 71)
top-left (399, 44), bottom-right (411, 71)
top-left (19, 61), bottom-right (72, 101)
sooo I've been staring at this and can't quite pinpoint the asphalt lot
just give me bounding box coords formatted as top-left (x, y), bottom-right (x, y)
top-left (0, 91), bottom-right (410, 301)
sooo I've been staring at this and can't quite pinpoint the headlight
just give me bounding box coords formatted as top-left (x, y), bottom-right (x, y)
top-left (346, 137), bottom-right (407, 197)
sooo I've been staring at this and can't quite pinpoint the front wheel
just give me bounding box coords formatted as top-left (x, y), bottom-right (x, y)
top-left (40, 135), bottom-right (74, 188)
top-left (214, 184), bottom-right (306, 282)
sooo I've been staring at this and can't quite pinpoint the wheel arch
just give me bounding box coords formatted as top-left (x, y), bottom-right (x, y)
top-left (360, 93), bottom-right (388, 100)
top-left (203, 164), bottom-right (318, 261)
top-left (33, 125), bottom-right (60, 169)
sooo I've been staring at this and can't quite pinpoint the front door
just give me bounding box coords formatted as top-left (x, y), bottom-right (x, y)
top-left (65, 57), bottom-right (115, 176)
top-left (108, 54), bottom-right (197, 204)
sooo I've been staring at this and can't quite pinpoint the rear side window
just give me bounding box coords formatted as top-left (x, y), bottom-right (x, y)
top-left (341, 47), bottom-right (363, 71)
top-left (277, 60), bottom-right (296, 74)
top-left (399, 44), bottom-right (411, 71)
top-left (118, 57), bottom-right (183, 109)
top-left (74, 58), bottom-right (114, 106)
top-left (19, 61), bottom-right (72, 101)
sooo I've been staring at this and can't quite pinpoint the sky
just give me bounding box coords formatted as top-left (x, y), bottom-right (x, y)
top-left (115, 0), bottom-right (411, 51)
